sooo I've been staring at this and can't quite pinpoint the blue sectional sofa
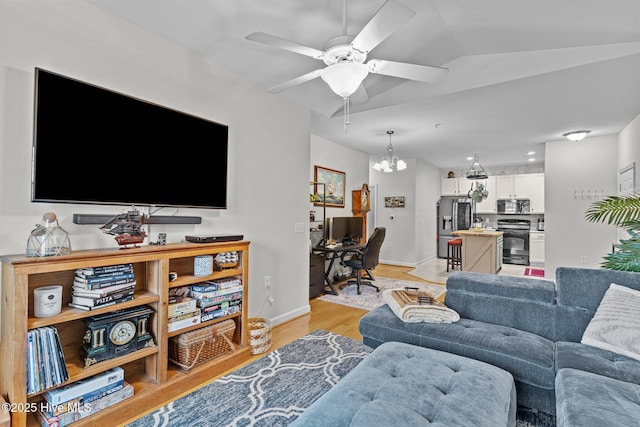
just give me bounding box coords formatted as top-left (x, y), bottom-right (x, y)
top-left (359, 267), bottom-right (640, 424)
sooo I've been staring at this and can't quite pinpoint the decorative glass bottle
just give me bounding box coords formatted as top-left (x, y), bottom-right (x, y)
top-left (26, 212), bottom-right (72, 257)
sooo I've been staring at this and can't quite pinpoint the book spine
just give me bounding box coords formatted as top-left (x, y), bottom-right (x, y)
top-left (43, 367), bottom-right (124, 405)
top-left (68, 295), bottom-right (134, 311)
top-left (74, 272), bottom-right (135, 284)
top-left (74, 278), bottom-right (136, 290)
top-left (72, 290), bottom-right (135, 307)
top-left (75, 264), bottom-right (133, 277)
top-left (72, 284), bottom-right (136, 298)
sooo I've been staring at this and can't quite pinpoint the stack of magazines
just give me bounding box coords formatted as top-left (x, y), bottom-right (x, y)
top-left (27, 326), bottom-right (69, 394)
top-left (69, 263), bottom-right (136, 311)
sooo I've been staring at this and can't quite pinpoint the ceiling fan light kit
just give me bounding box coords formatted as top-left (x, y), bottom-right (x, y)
top-left (320, 62), bottom-right (369, 98)
top-left (563, 130), bottom-right (591, 141)
top-left (245, 0), bottom-right (448, 130)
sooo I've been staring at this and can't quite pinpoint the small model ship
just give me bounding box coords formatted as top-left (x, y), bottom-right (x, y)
top-left (101, 208), bottom-right (147, 248)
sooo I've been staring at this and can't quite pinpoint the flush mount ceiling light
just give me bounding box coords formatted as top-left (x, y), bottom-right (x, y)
top-left (563, 130), bottom-right (591, 141)
top-left (465, 153), bottom-right (488, 180)
top-left (372, 130), bottom-right (407, 172)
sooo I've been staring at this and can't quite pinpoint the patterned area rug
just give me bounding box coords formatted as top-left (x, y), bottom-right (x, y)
top-left (318, 277), bottom-right (446, 310)
top-left (127, 330), bottom-right (555, 427)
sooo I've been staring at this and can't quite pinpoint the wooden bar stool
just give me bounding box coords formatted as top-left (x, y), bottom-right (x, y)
top-left (447, 238), bottom-right (462, 272)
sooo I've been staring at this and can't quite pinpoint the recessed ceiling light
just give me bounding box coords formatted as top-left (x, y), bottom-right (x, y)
top-left (527, 151), bottom-right (535, 155)
top-left (528, 158), bottom-right (535, 162)
top-left (466, 156), bottom-right (474, 161)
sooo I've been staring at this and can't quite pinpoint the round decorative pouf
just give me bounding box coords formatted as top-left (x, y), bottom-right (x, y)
top-left (248, 317), bottom-right (272, 355)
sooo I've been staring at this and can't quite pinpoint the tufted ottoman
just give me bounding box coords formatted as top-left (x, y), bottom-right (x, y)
top-left (290, 341), bottom-right (517, 427)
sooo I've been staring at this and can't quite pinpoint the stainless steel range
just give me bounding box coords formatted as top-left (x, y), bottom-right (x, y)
top-left (497, 218), bottom-right (530, 265)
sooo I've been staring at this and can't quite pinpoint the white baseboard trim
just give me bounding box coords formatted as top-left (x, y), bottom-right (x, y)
top-left (262, 305), bottom-right (310, 328)
top-left (380, 254), bottom-right (438, 269)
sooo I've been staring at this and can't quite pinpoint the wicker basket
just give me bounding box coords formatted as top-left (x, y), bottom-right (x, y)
top-left (248, 317), bottom-right (272, 355)
top-left (168, 319), bottom-right (236, 370)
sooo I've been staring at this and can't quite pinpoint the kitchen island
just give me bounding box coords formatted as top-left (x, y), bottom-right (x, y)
top-left (452, 229), bottom-right (504, 274)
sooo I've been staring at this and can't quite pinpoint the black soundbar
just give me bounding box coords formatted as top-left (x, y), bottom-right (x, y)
top-left (73, 213), bottom-right (202, 225)
top-left (185, 234), bottom-right (244, 243)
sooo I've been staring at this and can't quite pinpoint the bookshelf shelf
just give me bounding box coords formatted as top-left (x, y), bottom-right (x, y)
top-left (1, 241), bottom-right (250, 427)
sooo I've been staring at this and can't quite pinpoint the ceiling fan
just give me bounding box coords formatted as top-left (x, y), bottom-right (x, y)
top-left (245, 0), bottom-right (448, 106)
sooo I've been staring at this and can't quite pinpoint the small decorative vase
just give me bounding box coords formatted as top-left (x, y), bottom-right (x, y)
top-left (26, 212), bottom-right (72, 257)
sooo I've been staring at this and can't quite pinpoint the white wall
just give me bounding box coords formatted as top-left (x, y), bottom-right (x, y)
top-left (619, 112), bottom-right (640, 189)
top-left (544, 135), bottom-right (618, 278)
top-left (0, 2), bottom-right (312, 326)
top-left (415, 160), bottom-right (442, 264)
top-left (369, 158), bottom-right (441, 267)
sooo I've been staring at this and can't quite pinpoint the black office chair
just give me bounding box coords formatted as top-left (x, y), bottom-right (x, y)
top-left (340, 227), bottom-right (386, 295)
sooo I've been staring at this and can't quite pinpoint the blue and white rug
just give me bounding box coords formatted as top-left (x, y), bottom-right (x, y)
top-left (127, 330), bottom-right (371, 427)
top-left (127, 330), bottom-right (555, 427)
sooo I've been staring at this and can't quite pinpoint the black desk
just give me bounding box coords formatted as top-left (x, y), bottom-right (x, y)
top-left (313, 243), bottom-right (364, 295)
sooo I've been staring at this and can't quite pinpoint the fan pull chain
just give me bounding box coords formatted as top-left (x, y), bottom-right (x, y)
top-left (343, 96), bottom-right (350, 133)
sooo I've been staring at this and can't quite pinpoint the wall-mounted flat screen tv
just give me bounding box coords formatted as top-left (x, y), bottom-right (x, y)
top-left (32, 68), bottom-right (228, 209)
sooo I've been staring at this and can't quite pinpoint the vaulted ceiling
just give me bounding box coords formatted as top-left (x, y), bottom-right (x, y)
top-left (87, 0), bottom-right (640, 169)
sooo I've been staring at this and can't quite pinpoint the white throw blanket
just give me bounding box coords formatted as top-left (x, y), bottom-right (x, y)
top-left (383, 288), bottom-right (460, 323)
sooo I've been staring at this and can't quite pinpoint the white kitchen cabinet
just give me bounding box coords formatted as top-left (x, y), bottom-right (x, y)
top-left (495, 173), bottom-right (545, 213)
top-left (530, 231), bottom-right (545, 265)
top-left (475, 176), bottom-right (497, 214)
top-left (496, 175), bottom-right (516, 199)
top-left (441, 177), bottom-right (472, 196)
top-left (526, 173), bottom-right (545, 213)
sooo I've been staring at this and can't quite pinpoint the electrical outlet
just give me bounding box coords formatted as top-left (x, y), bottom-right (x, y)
top-left (580, 256), bottom-right (587, 264)
top-left (264, 275), bottom-right (271, 289)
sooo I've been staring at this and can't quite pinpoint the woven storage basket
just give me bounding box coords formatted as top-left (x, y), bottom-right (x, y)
top-left (168, 319), bottom-right (236, 370)
top-left (248, 317), bottom-right (272, 355)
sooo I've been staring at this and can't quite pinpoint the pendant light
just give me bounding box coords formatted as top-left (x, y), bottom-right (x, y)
top-left (372, 131), bottom-right (407, 172)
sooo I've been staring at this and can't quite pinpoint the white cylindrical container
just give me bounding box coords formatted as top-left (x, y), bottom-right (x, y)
top-left (33, 285), bottom-right (63, 317)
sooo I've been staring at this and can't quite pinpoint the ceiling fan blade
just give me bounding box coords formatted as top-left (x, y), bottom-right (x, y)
top-left (351, 0), bottom-right (415, 54)
top-left (368, 59), bottom-right (448, 83)
top-left (246, 32), bottom-right (325, 60)
top-left (266, 69), bottom-right (323, 94)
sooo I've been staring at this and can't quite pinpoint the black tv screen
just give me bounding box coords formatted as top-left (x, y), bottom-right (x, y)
top-left (32, 68), bottom-right (228, 209)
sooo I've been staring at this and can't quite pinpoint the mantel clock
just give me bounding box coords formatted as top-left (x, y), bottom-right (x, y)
top-left (82, 305), bottom-right (155, 368)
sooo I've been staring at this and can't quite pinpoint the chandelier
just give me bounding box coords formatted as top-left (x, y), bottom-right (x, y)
top-left (372, 131), bottom-right (407, 172)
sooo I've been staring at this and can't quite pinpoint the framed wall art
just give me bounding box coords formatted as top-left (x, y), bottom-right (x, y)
top-left (314, 166), bottom-right (346, 208)
top-left (384, 196), bottom-right (405, 208)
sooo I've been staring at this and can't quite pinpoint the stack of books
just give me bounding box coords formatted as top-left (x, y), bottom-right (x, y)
top-left (69, 264), bottom-right (136, 311)
top-left (36, 367), bottom-right (134, 427)
top-left (27, 326), bottom-right (69, 394)
top-left (191, 278), bottom-right (243, 322)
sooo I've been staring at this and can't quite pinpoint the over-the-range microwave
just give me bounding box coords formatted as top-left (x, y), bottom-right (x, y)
top-left (497, 199), bottom-right (530, 215)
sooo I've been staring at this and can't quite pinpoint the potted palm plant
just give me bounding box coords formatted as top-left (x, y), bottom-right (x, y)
top-left (585, 193), bottom-right (640, 271)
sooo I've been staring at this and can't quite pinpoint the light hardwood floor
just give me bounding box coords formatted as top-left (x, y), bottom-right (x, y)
top-left (121, 264), bottom-right (431, 425)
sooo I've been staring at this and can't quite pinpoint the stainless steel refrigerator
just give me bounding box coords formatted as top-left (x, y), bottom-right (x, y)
top-left (437, 197), bottom-right (474, 258)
